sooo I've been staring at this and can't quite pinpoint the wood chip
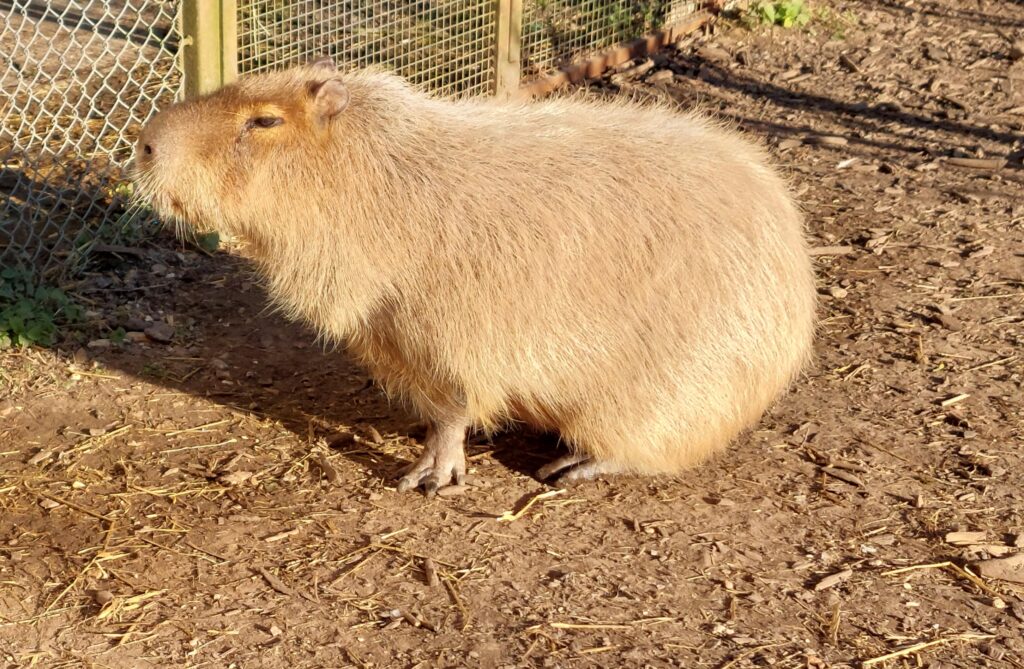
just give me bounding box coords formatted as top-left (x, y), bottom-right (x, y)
top-left (814, 568), bottom-right (853, 591)
top-left (939, 393), bottom-right (970, 408)
top-left (821, 466), bottom-right (864, 487)
top-left (255, 567), bottom-right (296, 597)
top-left (973, 553), bottom-right (1024, 584)
top-left (218, 470), bottom-right (254, 486)
top-left (805, 135), bottom-right (849, 147)
top-left (313, 453), bottom-right (340, 484)
top-left (945, 531), bottom-right (987, 546)
top-left (422, 557), bottom-right (440, 588)
top-left (809, 245), bottom-right (855, 256)
top-left (435, 484), bottom-right (468, 497)
top-left (946, 157), bottom-right (1006, 170)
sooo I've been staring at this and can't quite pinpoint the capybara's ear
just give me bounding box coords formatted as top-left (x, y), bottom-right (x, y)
top-left (309, 77), bottom-right (349, 121)
top-left (310, 55), bottom-right (336, 72)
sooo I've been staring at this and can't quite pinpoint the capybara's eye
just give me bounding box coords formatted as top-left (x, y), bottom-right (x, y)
top-left (247, 116), bottom-right (284, 130)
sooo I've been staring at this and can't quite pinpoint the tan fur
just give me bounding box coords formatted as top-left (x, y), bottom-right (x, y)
top-left (134, 63), bottom-right (817, 476)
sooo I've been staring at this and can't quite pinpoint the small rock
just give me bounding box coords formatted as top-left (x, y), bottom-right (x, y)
top-left (144, 321), bottom-right (175, 343)
top-left (151, 263), bottom-right (168, 275)
top-left (935, 313), bottom-right (963, 331)
top-left (124, 331), bottom-right (149, 343)
top-left (1014, 534), bottom-right (1024, 548)
top-left (828, 286), bottom-right (848, 299)
top-left (92, 589), bottom-right (115, 605)
top-left (88, 427), bottom-right (106, 437)
top-left (87, 338), bottom-right (112, 349)
top-left (974, 553), bottom-right (1024, 584)
top-left (777, 138), bottom-right (803, 151)
top-left (1010, 41), bottom-right (1024, 62)
top-left (122, 317), bottom-right (149, 331)
top-left (924, 43), bottom-right (948, 61)
top-left (268, 624), bottom-right (283, 637)
top-left (39, 498), bottom-right (60, 510)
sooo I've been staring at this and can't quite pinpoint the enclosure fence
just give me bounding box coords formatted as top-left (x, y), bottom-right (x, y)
top-left (1, 1), bottom-right (710, 277)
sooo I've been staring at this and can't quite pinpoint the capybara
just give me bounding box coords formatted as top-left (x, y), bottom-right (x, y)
top-left (134, 57), bottom-right (817, 496)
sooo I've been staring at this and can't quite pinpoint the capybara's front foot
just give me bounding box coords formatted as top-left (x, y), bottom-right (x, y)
top-left (396, 416), bottom-right (470, 497)
top-left (537, 453), bottom-right (625, 486)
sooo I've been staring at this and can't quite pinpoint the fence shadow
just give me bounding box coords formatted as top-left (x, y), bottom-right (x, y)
top-left (647, 49), bottom-right (1024, 166)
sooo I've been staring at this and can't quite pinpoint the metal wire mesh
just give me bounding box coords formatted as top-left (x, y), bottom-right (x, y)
top-left (521, 0), bottom-right (700, 81)
top-left (0, 1), bottom-right (182, 276)
top-left (237, 1), bottom-right (497, 98)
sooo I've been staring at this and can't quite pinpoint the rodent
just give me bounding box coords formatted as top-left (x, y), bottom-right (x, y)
top-left (134, 57), bottom-right (817, 496)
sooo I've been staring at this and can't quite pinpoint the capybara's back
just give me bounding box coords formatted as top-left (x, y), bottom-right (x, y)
top-left (135, 59), bottom-right (816, 494)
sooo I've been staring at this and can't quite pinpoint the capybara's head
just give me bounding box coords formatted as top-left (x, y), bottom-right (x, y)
top-left (133, 57), bottom-right (351, 238)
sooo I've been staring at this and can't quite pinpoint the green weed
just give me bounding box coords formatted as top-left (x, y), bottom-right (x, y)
top-left (744, 0), bottom-right (813, 29)
top-left (0, 267), bottom-right (83, 349)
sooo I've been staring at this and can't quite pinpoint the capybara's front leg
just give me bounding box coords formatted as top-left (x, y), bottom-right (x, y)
top-left (396, 413), bottom-right (471, 497)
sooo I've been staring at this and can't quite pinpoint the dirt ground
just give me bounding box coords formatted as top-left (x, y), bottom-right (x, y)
top-left (2, 0), bottom-right (1024, 667)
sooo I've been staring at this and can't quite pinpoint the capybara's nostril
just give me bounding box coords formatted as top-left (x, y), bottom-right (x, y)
top-left (143, 143), bottom-right (153, 156)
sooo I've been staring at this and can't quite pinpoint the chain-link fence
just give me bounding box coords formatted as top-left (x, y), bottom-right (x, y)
top-left (1, 1), bottom-right (182, 277)
top-left (1, 1), bottom-right (707, 278)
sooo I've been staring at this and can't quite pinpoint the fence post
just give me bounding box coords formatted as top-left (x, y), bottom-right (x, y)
top-left (181, 0), bottom-right (238, 99)
top-left (494, 0), bottom-right (522, 98)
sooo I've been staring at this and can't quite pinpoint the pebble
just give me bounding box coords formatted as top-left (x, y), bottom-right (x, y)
top-left (92, 589), bottom-right (115, 605)
top-left (828, 286), bottom-right (848, 299)
top-left (87, 338), bottom-right (111, 349)
top-left (144, 321), bottom-right (174, 343)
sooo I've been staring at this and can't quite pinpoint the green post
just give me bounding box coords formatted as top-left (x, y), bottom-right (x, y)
top-left (181, 0), bottom-right (238, 99)
top-left (494, 0), bottom-right (523, 98)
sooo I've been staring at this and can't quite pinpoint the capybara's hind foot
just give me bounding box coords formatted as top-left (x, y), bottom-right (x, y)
top-left (537, 454), bottom-right (623, 485)
top-left (396, 416), bottom-right (469, 497)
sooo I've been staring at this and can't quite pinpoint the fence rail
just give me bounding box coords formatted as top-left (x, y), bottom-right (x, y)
top-left (1, 0), bottom-right (709, 277)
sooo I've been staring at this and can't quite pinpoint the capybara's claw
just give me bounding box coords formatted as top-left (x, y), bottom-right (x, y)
top-left (538, 454), bottom-right (624, 486)
top-left (396, 433), bottom-right (467, 496)
top-left (537, 453), bottom-right (590, 481)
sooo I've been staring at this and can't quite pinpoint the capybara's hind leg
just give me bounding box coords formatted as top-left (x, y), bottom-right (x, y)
top-left (396, 413), bottom-right (470, 497)
top-left (537, 454), bottom-right (624, 485)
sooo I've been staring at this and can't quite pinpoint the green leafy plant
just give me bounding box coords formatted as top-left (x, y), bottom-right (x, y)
top-left (0, 267), bottom-right (83, 349)
top-left (746, 0), bottom-right (812, 28)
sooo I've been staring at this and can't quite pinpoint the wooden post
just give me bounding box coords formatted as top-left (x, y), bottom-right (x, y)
top-left (181, 0), bottom-right (238, 99)
top-left (494, 0), bottom-right (523, 98)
